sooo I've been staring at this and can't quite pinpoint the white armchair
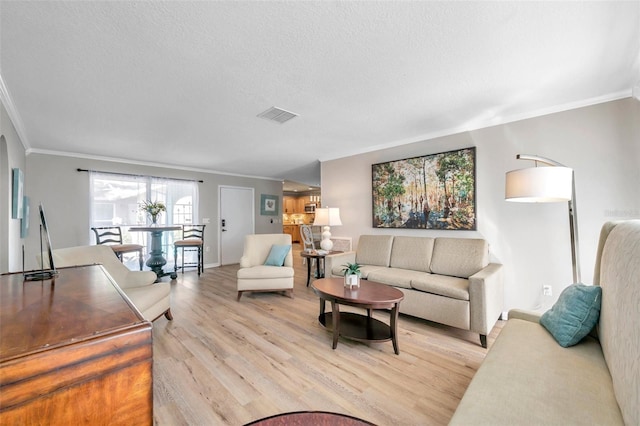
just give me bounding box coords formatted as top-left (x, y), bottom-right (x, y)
top-left (52, 245), bottom-right (172, 322)
top-left (236, 234), bottom-right (294, 301)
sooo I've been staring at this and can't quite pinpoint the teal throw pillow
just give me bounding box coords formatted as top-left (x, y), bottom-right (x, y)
top-left (540, 284), bottom-right (602, 348)
top-left (264, 244), bottom-right (291, 266)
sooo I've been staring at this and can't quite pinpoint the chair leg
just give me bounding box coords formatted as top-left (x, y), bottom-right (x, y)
top-left (197, 246), bottom-right (201, 276)
top-left (237, 291), bottom-right (243, 301)
top-left (164, 308), bottom-right (173, 321)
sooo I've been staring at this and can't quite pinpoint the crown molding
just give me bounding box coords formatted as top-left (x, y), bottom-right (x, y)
top-left (319, 89), bottom-right (632, 163)
top-left (26, 148), bottom-right (283, 182)
top-left (0, 72), bottom-right (31, 151)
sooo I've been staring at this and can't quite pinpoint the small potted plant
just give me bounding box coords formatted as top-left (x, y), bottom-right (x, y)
top-left (140, 200), bottom-right (166, 225)
top-left (341, 262), bottom-right (361, 288)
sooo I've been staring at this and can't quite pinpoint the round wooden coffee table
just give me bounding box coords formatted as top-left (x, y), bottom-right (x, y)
top-left (311, 278), bottom-right (404, 354)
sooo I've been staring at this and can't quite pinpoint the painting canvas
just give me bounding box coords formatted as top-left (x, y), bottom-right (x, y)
top-left (260, 194), bottom-right (279, 216)
top-left (372, 147), bottom-right (476, 230)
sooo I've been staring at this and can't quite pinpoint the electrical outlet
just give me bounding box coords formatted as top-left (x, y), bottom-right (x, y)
top-left (202, 218), bottom-right (210, 224)
top-left (543, 285), bottom-right (553, 297)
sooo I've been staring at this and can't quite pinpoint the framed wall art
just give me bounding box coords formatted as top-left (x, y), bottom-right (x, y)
top-left (21, 196), bottom-right (30, 238)
top-left (12, 168), bottom-right (24, 219)
top-left (260, 194), bottom-right (279, 216)
top-left (372, 147), bottom-right (476, 230)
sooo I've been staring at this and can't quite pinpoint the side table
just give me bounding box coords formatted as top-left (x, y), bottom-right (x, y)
top-left (300, 250), bottom-right (342, 287)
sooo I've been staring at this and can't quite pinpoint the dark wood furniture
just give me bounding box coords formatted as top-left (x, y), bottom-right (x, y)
top-left (311, 278), bottom-right (404, 354)
top-left (0, 265), bottom-right (153, 425)
top-left (300, 250), bottom-right (342, 286)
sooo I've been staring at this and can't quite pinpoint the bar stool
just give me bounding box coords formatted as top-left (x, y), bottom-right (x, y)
top-left (91, 226), bottom-right (144, 271)
top-left (173, 225), bottom-right (205, 275)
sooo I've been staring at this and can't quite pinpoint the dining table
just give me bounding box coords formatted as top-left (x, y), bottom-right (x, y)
top-left (129, 225), bottom-right (181, 281)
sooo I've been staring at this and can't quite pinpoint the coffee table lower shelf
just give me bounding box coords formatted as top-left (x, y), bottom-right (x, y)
top-left (319, 312), bottom-right (393, 344)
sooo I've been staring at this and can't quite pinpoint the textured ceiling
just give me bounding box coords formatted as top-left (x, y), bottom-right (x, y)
top-left (1, 1), bottom-right (639, 187)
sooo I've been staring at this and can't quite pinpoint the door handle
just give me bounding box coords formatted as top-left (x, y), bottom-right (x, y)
top-left (222, 229), bottom-right (227, 232)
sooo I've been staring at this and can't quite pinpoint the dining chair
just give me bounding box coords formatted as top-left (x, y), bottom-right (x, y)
top-left (91, 226), bottom-right (144, 271)
top-left (173, 224), bottom-right (206, 276)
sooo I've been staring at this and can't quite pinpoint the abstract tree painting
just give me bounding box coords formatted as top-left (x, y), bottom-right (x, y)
top-left (372, 147), bottom-right (476, 230)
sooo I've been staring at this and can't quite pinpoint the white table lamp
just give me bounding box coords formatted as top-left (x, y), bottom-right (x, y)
top-left (505, 154), bottom-right (581, 283)
top-left (313, 207), bottom-right (342, 251)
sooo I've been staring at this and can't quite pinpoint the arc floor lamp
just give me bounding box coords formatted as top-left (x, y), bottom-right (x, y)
top-left (505, 154), bottom-right (581, 284)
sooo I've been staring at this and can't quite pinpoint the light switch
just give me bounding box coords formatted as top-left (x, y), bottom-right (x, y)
top-left (202, 218), bottom-right (210, 224)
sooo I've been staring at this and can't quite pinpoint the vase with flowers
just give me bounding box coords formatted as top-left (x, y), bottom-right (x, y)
top-left (140, 200), bottom-right (166, 225)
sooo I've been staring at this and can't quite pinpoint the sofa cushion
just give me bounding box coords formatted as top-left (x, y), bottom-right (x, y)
top-left (410, 274), bottom-right (469, 301)
top-left (598, 221), bottom-right (640, 426)
top-left (355, 235), bottom-right (394, 267)
top-left (540, 284), bottom-right (602, 348)
top-left (264, 244), bottom-right (291, 266)
top-left (389, 236), bottom-right (435, 272)
top-left (449, 318), bottom-right (624, 425)
top-left (367, 268), bottom-right (428, 289)
top-left (237, 265), bottom-right (294, 279)
top-left (430, 238), bottom-right (488, 278)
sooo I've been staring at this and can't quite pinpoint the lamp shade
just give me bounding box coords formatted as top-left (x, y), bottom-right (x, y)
top-left (313, 207), bottom-right (342, 226)
top-left (505, 166), bottom-right (573, 202)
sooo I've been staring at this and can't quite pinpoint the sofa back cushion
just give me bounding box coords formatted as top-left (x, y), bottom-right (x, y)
top-left (389, 236), bottom-right (435, 272)
top-left (597, 220), bottom-right (640, 426)
top-left (355, 235), bottom-right (394, 267)
top-left (430, 238), bottom-right (488, 278)
top-left (240, 234), bottom-right (293, 268)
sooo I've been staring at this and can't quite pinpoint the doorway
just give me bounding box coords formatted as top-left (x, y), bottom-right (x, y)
top-left (219, 186), bottom-right (254, 265)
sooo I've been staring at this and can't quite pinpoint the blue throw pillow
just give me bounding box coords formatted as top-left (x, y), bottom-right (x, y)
top-left (540, 283), bottom-right (602, 348)
top-left (264, 244), bottom-right (291, 266)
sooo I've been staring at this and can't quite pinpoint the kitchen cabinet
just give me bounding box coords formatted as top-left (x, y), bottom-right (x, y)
top-left (283, 197), bottom-right (296, 214)
top-left (283, 225), bottom-right (300, 243)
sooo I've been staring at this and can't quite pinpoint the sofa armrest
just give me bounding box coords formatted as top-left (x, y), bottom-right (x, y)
top-left (324, 251), bottom-right (356, 277)
top-left (508, 309), bottom-right (542, 323)
top-left (468, 263), bottom-right (504, 335)
top-left (116, 270), bottom-right (158, 289)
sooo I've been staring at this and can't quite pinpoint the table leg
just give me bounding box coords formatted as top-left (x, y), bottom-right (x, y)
top-left (316, 258), bottom-right (322, 279)
top-left (318, 298), bottom-right (325, 318)
top-left (331, 301), bottom-right (340, 350)
top-left (145, 230), bottom-right (167, 281)
top-left (391, 303), bottom-right (400, 355)
top-left (306, 257), bottom-right (312, 287)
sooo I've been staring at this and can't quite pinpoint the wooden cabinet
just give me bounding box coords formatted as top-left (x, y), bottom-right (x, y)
top-left (0, 266), bottom-right (153, 425)
top-left (296, 197), bottom-right (308, 213)
top-left (283, 197), bottom-right (296, 214)
top-left (283, 225), bottom-right (300, 243)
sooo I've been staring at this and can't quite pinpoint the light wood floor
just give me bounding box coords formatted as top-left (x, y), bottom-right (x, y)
top-left (152, 245), bottom-right (504, 425)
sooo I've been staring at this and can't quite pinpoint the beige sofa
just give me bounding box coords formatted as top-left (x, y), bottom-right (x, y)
top-left (52, 245), bottom-right (173, 322)
top-left (450, 220), bottom-right (640, 425)
top-left (324, 235), bottom-right (504, 347)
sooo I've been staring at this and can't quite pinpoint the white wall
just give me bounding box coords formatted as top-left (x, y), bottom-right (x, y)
top-left (0, 102), bottom-right (27, 273)
top-left (321, 98), bottom-right (640, 311)
top-left (23, 153), bottom-right (283, 270)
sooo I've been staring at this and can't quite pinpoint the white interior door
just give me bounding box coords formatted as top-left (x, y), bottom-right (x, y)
top-left (220, 186), bottom-right (254, 265)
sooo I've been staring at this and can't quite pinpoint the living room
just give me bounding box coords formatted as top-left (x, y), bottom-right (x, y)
top-left (1, 1), bottom-right (639, 425)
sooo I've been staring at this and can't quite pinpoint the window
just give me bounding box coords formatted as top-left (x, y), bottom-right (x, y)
top-left (89, 172), bottom-right (199, 265)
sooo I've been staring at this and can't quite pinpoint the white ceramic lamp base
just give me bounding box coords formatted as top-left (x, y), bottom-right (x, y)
top-left (319, 226), bottom-right (333, 251)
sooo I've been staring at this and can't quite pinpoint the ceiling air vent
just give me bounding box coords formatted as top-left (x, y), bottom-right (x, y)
top-left (257, 107), bottom-right (298, 124)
